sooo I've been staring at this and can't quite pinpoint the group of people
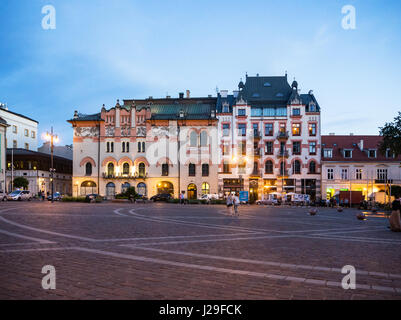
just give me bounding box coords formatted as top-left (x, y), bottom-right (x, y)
top-left (390, 194), bottom-right (401, 232)
top-left (226, 193), bottom-right (240, 216)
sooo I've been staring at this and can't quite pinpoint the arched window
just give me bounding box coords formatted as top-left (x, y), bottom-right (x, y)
top-left (202, 164), bottom-right (209, 177)
top-left (106, 182), bottom-right (115, 197)
top-left (122, 142), bottom-right (125, 153)
top-left (137, 183), bottom-right (147, 196)
top-left (189, 163), bottom-right (196, 176)
top-left (106, 142), bottom-right (110, 153)
top-left (110, 142), bottom-right (114, 153)
top-left (187, 184), bottom-right (197, 200)
top-left (126, 142), bottom-right (130, 153)
top-left (138, 163), bottom-right (146, 177)
top-left (202, 182), bottom-right (210, 195)
top-left (107, 163), bottom-right (114, 176)
top-left (309, 161), bottom-right (316, 174)
top-left (265, 160), bottom-right (273, 174)
top-left (85, 162), bottom-right (92, 176)
top-left (157, 181), bottom-right (174, 195)
top-left (190, 131), bottom-right (198, 147)
top-left (200, 131), bottom-right (208, 147)
top-left (162, 163), bottom-right (169, 176)
top-left (122, 182), bottom-right (130, 193)
top-left (293, 160), bottom-right (301, 174)
top-left (80, 181), bottom-right (97, 196)
top-left (123, 163), bottom-right (130, 175)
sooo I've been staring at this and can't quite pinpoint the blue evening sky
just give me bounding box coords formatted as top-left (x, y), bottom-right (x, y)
top-left (0, 0), bottom-right (400, 145)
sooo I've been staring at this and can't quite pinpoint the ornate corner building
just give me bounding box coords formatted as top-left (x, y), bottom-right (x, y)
top-left (68, 93), bottom-right (219, 199)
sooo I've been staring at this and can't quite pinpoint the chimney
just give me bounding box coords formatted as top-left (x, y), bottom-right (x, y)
top-left (329, 133), bottom-right (335, 136)
top-left (220, 90), bottom-right (228, 98)
top-left (179, 92), bottom-right (184, 99)
top-left (350, 133), bottom-right (354, 136)
top-left (186, 90), bottom-right (190, 99)
top-left (208, 95), bottom-right (212, 98)
top-left (73, 110), bottom-right (79, 119)
top-left (166, 95), bottom-right (171, 99)
top-left (358, 139), bottom-right (364, 151)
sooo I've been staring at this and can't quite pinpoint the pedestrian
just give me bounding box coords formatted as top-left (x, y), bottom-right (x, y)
top-left (233, 193), bottom-right (240, 216)
top-left (389, 194), bottom-right (401, 232)
top-left (38, 190), bottom-right (42, 201)
top-left (180, 192), bottom-right (184, 205)
top-left (226, 194), bottom-right (233, 215)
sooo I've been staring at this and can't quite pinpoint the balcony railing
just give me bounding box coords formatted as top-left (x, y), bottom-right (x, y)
top-left (277, 150), bottom-right (290, 158)
top-left (102, 172), bottom-right (148, 179)
top-left (276, 131), bottom-right (289, 140)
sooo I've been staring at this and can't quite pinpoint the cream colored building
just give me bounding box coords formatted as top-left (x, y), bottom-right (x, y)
top-left (68, 94), bottom-right (219, 199)
top-left (0, 117), bottom-right (7, 192)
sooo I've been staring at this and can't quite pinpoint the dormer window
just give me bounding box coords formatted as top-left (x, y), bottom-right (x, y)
top-left (323, 149), bottom-right (333, 158)
top-left (368, 149), bottom-right (377, 158)
top-left (264, 82), bottom-right (271, 87)
top-left (386, 149), bottom-right (394, 158)
top-left (292, 108), bottom-right (300, 116)
top-left (309, 103), bottom-right (316, 112)
top-left (252, 93), bottom-right (260, 98)
top-left (276, 93), bottom-right (284, 97)
top-left (343, 150), bottom-right (352, 158)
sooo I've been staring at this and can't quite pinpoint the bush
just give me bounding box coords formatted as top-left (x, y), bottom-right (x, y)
top-left (61, 197), bottom-right (86, 202)
top-left (210, 199), bottom-right (226, 205)
top-left (168, 199), bottom-right (180, 204)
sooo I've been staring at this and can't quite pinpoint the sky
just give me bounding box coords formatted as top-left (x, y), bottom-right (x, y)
top-left (0, 0), bottom-right (400, 145)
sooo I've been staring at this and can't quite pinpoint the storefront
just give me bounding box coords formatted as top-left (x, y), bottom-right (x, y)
top-left (223, 179), bottom-right (244, 195)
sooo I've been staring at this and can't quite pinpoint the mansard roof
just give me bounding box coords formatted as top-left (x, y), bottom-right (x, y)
top-left (69, 113), bottom-right (102, 122)
top-left (216, 93), bottom-right (236, 113)
top-left (146, 103), bottom-right (216, 120)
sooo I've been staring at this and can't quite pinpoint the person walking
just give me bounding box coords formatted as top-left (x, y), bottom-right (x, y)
top-left (226, 194), bottom-right (233, 215)
top-left (233, 193), bottom-right (240, 217)
top-left (389, 194), bottom-right (401, 232)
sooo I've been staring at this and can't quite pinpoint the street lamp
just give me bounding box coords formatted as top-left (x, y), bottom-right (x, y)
top-left (44, 127), bottom-right (59, 203)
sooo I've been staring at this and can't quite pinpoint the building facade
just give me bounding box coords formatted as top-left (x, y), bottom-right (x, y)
top-left (217, 75), bottom-right (322, 201)
top-left (0, 104), bottom-right (38, 151)
top-left (0, 117), bottom-right (8, 192)
top-left (39, 142), bottom-right (73, 160)
top-left (68, 93), bottom-right (219, 199)
top-left (6, 149), bottom-right (72, 195)
top-left (321, 135), bottom-right (401, 203)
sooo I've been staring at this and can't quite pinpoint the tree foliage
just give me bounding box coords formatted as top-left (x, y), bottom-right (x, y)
top-left (379, 112), bottom-right (401, 156)
top-left (13, 177), bottom-right (29, 190)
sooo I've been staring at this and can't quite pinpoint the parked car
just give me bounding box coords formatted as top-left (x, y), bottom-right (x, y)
top-left (150, 193), bottom-right (172, 202)
top-left (201, 194), bottom-right (219, 201)
top-left (7, 190), bottom-right (32, 201)
top-left (47, 192), bottom-right (62, 201)
top-left (85, 194), bottom-right (101, 202)
top-left (0, 191), bottom-right (6, 201)
top-left (256, 199), bottom-right (279, 206)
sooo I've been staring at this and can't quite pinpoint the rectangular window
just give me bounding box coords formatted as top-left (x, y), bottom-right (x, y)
top-left (276, 107), bottom-right (287, 117)
top-left (253, 123), bottom-right (259, 136)
top-left (251, 108), bottom-right (262, 117)
top-left (341, 169), bottom-right (348, 180)
top-left (356, 169), bottom-right (363, 180)
top-left (265, 141), bottom-right (273, 155)
top-left (13, 140), bottom-right (17, 148)
top-left (25, 143), bottom-right (29, 150)
top-left (368, 149), bottom-right (377, 158)
top-left (223, 161), bottom-right (230, 173)
top-left (238, 109), bottom-right (246, 116)
top-left (122, 142), bottom-right (125, 153)
top-left (223, 145), bottom-right (230, 156)
top-left (162, 164), bottom-right (169, 176)
top-left (323, 149), bottom-right (333, 158)
top-left (263, 107), bottom-right (275, 117)
top-left (292, 108), bottom-right (300, 116)
top-left (222, 124), bottom-right (230, 136)
top-left (386, 149), bottom-right (394, 158)
top-left (293, 142), bottom-right (301, 155)
top-left (238, 142), bottom-right (246, 156)
top-left (309, 142), bottom-right (316, 155)
top-left (344, 150), bottom-right (352, 158)
top-left (264, 123), bottom-right (273, 136)
top-left (24, 129), bottom-right (29, 137)
top-left (12, 126), bottom-right (17, 133)
top-left (31, 131), bottom-right (36, 139)
top-left (377, 169), bottom-right (388, 181)
top-left (309, 123), bottom-right (317, 136)
top-left (292, 123), bottom-right (301, 136)
top-left (238, 124), bottom-right (246, 136)
top-left (327, 169), bottom-right (334, 180)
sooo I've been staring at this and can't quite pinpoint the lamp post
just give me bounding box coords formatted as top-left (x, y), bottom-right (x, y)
top-left (44, 127), bottom-right (59, 203)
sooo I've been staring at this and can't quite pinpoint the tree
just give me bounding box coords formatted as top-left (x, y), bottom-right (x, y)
top-left (13, 177), bottom-right (29, 190)
top-left (379, 112), bottom-right (401, 157)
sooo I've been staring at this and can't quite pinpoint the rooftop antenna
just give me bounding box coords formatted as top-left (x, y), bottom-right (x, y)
top-left (215, 86), bottom-right (219, 94)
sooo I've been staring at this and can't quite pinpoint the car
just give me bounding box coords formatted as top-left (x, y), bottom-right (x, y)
top-left (0, 191), bottom-right (6, 201)
top-left (47, 192), bottom-right (62, 201)
top-left (85, 194), bottom-right (101, 202)
top-left (150, 193), bottom-right (172, 202)
top-left (256, 199), bottom-right (279, 206)
top-left (7, 190), bottom-right (32, 201)
top-left (201, 194), bottom-right (219, 201)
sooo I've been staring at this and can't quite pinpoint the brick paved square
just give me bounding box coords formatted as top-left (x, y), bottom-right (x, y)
top-left (0, 202), bottom-right (400, 300)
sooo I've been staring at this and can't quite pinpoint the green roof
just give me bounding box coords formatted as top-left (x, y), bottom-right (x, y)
top-left (137, 104), bottom-right (215, 120)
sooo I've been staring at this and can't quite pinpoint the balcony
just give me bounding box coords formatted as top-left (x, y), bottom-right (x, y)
top-left (276, 150), bottom-right (290, 158)
top-left (276, 131), bottom-right (289, 140)
top-left (102, 172), bottom-right (148, 180)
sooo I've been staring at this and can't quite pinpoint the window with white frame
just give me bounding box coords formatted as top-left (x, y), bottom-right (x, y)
top-left (341, 168), bottom-right (348, 180)
top-left (323, 149), bottom-right (333, 158)
top-left (377, 169), bottom-right (388, 181)
top-left (327, 168), bottom-right (334, 180)
top-left (343, 150), bottom-right (352, 158)
top-left (368, 149), bottom-right (377, 158)
top-left (356, 169), bottom-right (363, 180)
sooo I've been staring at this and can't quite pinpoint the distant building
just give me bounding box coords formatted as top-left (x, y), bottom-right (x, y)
top-left (6, 149), bottom-right (72, 195)
top-left (321, 135), bottom-right (401, 203)
top-left (38, 142), bottom-right (73, 160)
top-left (0, 103), bottom-right (38, 151)
top-left (0, 117), bottom-right (8, 192)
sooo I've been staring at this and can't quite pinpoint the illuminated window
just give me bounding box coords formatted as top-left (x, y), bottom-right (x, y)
top-left (309, 123), bottom-right (317, 136)
top-left (202, 182), bottom-right (210, 195)
top-left (292, 123), bottom-right (301, 136)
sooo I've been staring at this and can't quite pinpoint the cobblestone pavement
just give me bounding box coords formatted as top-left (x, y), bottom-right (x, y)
top-left (0, 201), bottom-right (400, 300)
